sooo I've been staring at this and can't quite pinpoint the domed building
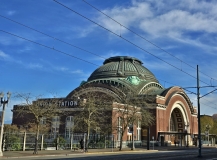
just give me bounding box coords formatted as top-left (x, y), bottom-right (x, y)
top-left (66, 56), bottom-right (198, 146)
top-left (12, 56), bottom-right (198, 147)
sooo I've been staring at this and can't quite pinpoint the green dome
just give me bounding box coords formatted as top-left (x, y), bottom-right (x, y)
top-left (87, 56), bottom-right (158, 83)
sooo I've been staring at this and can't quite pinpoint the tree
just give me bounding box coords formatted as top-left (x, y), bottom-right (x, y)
top-left (200, 115), bottom-right (214, 134)
top-left (73, 91), bottom-right (112, 152)
top-left (4, 124), bottom-right (19, 133)
top-left (14, 93), bottom-right (62, 154)
top-left (113, 91), bottom-right (155, 151)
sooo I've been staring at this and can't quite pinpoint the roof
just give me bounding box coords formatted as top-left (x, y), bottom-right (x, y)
top-left (87, 56), bottom-right (158, 83)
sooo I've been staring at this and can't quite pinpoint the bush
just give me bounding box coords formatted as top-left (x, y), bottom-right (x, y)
top-left (53, 136), bottom-right (66, 149)
top-left (5, 134), bottom-right (22, 151)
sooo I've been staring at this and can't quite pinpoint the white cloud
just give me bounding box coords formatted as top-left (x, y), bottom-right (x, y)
top-left (0, 50), bottom-right (10, 59)
top-left (69, 25), bottom-right (96, 38)
top-left (97, 1), bottom-right (153, 35)
top-left (6, 10), bottom-right (16, 16)
top-left (70, 69), bottom-right (83, 74)
top-left (95, 0), bottom-right (217, 52)
top-left (27, 63), bottom-right (43, 69)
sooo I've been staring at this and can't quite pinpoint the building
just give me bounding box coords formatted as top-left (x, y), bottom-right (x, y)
top-left (12, 56), bottom-right (198, 146)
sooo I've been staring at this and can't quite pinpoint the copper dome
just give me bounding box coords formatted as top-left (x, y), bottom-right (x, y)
top-left (87, 56), bottom-right (158, 83)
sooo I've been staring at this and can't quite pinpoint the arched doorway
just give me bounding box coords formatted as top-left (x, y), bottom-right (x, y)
top-left (170, 107), bottom-right (186, 145)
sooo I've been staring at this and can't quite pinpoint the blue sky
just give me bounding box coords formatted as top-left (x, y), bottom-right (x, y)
top-left (1, 0), bottom-right (217, 124)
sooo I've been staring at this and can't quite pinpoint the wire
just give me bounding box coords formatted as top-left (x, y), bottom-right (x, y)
top-left (0, 14), bottom-right (179, 88)
top-left (0, 15), bottom-right (106, 60)
top-left (82, 0), bottom-right (217, 84)
top-left (201, 97), bottom-right (217, 108)
top-left (53, 0), bottom-right (213, 85)
top-left (1, 2), bottom-right (215, 89)
top-left (2, 30), bottom-right (217, 109)
top-left (0, 30), bottom-right (99, 67)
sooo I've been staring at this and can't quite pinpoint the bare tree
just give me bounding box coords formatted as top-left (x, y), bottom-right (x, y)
top-left (73, 92), bottom-right (112, 152)
top-left (113, 91), bottom-right (155, 151)
top-left (14, 93), bottom-right (62, 154)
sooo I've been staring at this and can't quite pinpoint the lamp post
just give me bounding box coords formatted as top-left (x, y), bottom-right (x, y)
top-left (205, 125), bottom-right (210, 146)
top-left (0, 92), bottom-right (11, 156)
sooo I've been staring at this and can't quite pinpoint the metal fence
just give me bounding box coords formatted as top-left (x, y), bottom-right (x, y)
top-left (3, 132), bottom-right (120, 151)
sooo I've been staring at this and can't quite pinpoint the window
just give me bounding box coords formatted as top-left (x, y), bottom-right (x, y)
top-left (40, 117), bottom-right (46, 125)
top-left (137, 120), bottom-right (141, 141)
top-left (170, 114), bottom-right (176, 131)
top-left (117, 117), bottom-right (122, 141)
top-left (65, 116), bottom-right (74, 139)
top-left (51, 116), bottom-right (60, 138)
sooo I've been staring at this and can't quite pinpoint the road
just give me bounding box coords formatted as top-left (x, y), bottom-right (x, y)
top-left (3, 148), bottom-right (217, 160)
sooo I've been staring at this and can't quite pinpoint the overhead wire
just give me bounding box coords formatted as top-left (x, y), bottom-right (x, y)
top-left (0, 30), bottom-right (99, 67)
top-left (1, 4), bottom-right (203, 86)
top-left (0, 15), bottom-right (181, 89)
top-left (1, 2), bottom-right (216, 108)
top-left (0, 15), bottom-right (106, 60)
top-left (52, 0), bottom-right (214, 88)
top-left (2, 29), bottom-right (217, 109)
top-left (82, 0), bottom-right (217, 85)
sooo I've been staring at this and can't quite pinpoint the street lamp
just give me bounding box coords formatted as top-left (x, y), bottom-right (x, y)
top-left (0, 92), bottom-right (11, 156)
top-left (205, 124), bottom-right (210, 146)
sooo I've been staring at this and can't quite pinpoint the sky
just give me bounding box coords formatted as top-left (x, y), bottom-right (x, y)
top-left (0, 0), bottom-right (217, 124)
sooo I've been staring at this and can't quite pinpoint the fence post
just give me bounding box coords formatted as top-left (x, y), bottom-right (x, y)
top-left (56, 136), bottom-right (59, 150)
top-left (70, 133), bottom-right (73, 150)
top-left (41, 134), bottom-right (44, 150)
top-left (104, 135), bottom-right (106, 149)
top-left (112, 135), bottom-right (114, 152)
top-left (23, 132), bottom-right (26, 151)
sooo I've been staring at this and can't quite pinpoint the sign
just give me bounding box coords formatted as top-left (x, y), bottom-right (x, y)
top-left (35, 99), bottom-right (78, 108)
top-left (205, 131), bottom-right (208, 137)
top-left (142, 129), bottom-right (147, 136)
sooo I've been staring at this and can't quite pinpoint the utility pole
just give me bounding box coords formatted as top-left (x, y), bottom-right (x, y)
top-left (197, 65), bottom-right (202, 158)
top-left (183, 65), bottom-right (217, 158)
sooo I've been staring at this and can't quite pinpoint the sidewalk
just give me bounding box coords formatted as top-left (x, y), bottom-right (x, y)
top-left (1, 148), bottom-right (148, 159)
top-left (1, 145), bottom-right (216, 159)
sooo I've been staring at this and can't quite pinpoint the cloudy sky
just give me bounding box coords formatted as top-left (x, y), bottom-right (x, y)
top-left (1, 0), bottom-right (217, 124)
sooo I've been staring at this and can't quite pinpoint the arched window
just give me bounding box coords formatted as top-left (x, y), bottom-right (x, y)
top-left (65, 116), bottom-right (74, 139)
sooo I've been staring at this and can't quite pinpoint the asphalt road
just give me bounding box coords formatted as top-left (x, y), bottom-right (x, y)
top-left (4, 148), bottom-right (217, 160)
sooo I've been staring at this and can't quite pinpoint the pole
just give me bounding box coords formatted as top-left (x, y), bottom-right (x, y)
top-left (131, 125), bottom-right (135, 150)
top-left (23, 132), bottom-right (26, 151)
top-left (112, 135), bottom-right (114, 152)
top-left (0, 103), bottom-right (6, 156)
top-left (197, 65), bottom-right (202, 157)
top-left (70, 133), bottom-right (73, 150)
top-left (40, 134), bottom-right (43, 150)
top-left (147, 126), bottom-right (150, 150)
